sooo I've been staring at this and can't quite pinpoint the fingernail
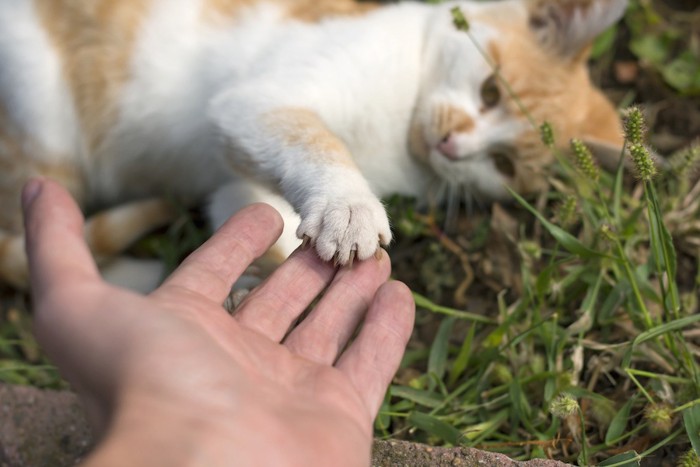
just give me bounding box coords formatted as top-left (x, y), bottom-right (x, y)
top-left (22, 178), bottom-right (44, 210)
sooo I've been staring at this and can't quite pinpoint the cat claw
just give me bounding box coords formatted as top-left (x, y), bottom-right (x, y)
top-left (374, 246), bottom-right (384, 261)
top-left (347, 249), bottom-right (357, 268)
top-left (301, 234), bottom-right (312, 250)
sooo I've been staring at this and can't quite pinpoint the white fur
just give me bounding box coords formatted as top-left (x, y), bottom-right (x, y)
top-left (0, 1), bottom-right (79, 160)
top-left (0, 0), bottom-right (628, 275)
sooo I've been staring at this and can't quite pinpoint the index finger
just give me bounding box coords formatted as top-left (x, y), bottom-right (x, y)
top-left (157, 203), bottom-right (284, 303)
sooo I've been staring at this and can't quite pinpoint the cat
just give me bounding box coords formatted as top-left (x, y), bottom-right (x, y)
top-left (0, 0), bottom-right (626, 291)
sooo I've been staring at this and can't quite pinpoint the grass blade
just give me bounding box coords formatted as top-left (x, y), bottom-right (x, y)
top-left (391, 385), bottom-right (443, 409)
top-left (408, 411), bottom-right (462, 445)
top-left (508, 187), bottom-right (610, 260)
top-left (623, 314), bottom-right (700, 367)
top-left (599, 451), bottom-right (641, 467)
top-left (413, 292), bottom-right (496, 324)
top-left (606, 397), bottom-right (635, 445)
top-left (683, 404), bottom-right (700, 455)
top-left (448, 324), bottom-right (475, 387)
top-left (429, 317), bottom-right (454, 382)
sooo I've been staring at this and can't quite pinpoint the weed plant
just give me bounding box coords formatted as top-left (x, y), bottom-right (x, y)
top-left (374, 7), bottom-right (700, 465)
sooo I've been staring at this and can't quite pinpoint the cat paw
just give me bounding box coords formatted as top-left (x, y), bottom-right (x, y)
top-left (296, 195), bottom-right (392, 266)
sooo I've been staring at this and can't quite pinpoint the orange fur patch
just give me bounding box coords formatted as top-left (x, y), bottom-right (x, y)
top-left (264, 108), bottom-right (355, 166)
top-left (33, 0), bottom-right (153, 152)
top-left (286, 0), bottom-right (379, 22)
top-left (486, 29), bottom-right (623, 147)
top-left (202, 0), bottom-right (378, 23)
top-left (86, 198), bottom-right (175, 258)
top-left (0, 232), bottom-right (28, 289)
top-left (435, 104), bottom-right (475, 138)
top-left (477, 23), bottom-right (623, 193)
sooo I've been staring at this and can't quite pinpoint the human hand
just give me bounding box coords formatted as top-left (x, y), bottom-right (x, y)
top-left (22, 179), bottom-right (415, 467)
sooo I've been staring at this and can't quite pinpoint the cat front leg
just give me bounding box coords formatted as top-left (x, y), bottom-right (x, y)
top-left (210, 99), bottom-right (391, 265)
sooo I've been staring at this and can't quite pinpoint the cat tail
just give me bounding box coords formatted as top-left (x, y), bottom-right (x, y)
top-left (0, 198), bottom-right (177, 292)
top-left (0, 230), bottom-right (29, 289)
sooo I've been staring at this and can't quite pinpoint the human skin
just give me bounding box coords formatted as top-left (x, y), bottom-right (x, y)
top-left (22, 179), bottom-right (415, 467)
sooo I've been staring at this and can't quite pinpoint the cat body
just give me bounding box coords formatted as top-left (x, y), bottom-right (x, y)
top-left (0, 0), bottom-right (626, 289)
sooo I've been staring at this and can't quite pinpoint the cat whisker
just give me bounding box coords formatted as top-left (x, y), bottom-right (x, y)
top-left (301, 234), bottom-right (313, 250)
top-left (444, 182), bottom-right (460, 233)
top-left (462, 185), bottom-right (475, 217)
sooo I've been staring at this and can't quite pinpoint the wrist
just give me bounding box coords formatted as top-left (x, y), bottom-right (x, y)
top-left (82, 390), bottom-right (241, 467)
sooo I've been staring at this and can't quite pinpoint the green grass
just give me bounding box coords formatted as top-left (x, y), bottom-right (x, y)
top-left (379, 113), bottom-right (700, 464)
top-left (374, 2), bottom-right (700, 464)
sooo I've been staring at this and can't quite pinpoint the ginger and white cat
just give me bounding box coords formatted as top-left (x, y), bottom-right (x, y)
top-left (0, 0), bottom-right (626, 291)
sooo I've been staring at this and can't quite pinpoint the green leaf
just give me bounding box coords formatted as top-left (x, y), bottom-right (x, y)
top-left (429, 317), bottom-right (454, 382)
top-left (599, 450), bottom-right (641, 466)
top-left (391, 385), bottom-right (443, 409)
top-left (413, 292), bottom-right (496, 324)
top-left (683, 404), bottom-right (700, 456)
top-left (408, 411), bottom-right (462, 445)
top-left (606, 397), bottom-right (635, 445)
top-left (622, 314), bottom-right (700, 367)
top-left (448, 324), bottom-right (475, 387)
top-left (598, 282), bottom-right (628, 323)
top-left (590, 25), bottom-right (618, 60)
top-left (375, 395), bottom-right (392, 432)
top-left (508, 188), bottom-right (609, 260)
top-left (632, 314), bottom-right (700, 346)
top-left (630, 34), bottom-right (671, 66)
top-left (662, 51), bottom-right (700, 95)
top-left (646, 182), bottom-right (681, 315)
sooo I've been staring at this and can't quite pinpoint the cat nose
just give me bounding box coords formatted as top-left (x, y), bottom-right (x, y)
top-left (437, 133), bottom-right (459, 160)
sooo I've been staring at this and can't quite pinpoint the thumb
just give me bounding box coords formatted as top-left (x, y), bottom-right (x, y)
top-left (22, 178), bottom-right (101, 299)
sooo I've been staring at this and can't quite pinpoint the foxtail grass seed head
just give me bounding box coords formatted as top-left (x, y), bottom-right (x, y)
top-left (550, 393), bottom-right (579, 419)
top-left (451, 7), bottom-right (470, 31)
top-left (644, 402), bottom-right (674, 435)
top-left (540, 121), bottom-right (555, 148)
top-left (628, 143), bottom-right (657, 181)
top-left (677, 449), bottom-right (700, 467)
top-left (571, 139), bottom-right (600, 181)
top-left (557, 195), bottom-right (577, 228)
top-left (622, 106), bottom-right (647, 146)
top-left (519, 240), bottom-right (542, 260)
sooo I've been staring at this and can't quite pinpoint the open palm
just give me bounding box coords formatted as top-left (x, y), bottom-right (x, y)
top-left (23, 179), bottom-right (415, 466)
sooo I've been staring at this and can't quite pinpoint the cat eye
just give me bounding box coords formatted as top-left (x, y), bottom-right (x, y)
top-left (480, 74), bottom-right (501, 109)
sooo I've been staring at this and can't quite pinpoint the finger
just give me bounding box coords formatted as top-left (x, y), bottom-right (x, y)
top-left (283, 252), bottom-right (391, 365)
top-left (22, 178), bottom-right (101, 297)
top-left (157, 203), bottom-right (283, 303)
top-left (335, 281), bottom-right (414, 418)
top-left (234, 248), bottom-right (337, 341)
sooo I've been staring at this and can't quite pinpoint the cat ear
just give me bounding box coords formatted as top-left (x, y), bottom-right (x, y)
top-left (527, 0), bottom-right (628, 61)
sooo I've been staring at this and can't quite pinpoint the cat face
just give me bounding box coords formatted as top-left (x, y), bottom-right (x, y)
top-left (409, 0), bottom-right (627, 202)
